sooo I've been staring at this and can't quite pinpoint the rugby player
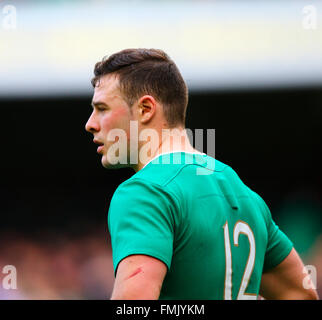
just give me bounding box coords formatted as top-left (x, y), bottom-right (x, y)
top-left (85, 48), bottom-right (318, 300)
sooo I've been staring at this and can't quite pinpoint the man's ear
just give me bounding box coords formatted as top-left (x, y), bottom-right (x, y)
top-left (137, 95), bottom-right (157, 124)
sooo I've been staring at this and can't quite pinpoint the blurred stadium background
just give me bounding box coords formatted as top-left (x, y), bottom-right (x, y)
top-left (0, 0), bottom-right (321, 299)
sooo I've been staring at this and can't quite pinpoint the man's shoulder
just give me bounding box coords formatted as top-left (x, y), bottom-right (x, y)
top-left (114, 166), bottom-right (178, 198)
top-left (112, 153), bottom-right (241, 204)
top-left (109, 164), bottom-right (181, 218)
top-left (136, 152), bottom-right (230, 184)
top-left (112, 163), bottom-right (178, 199)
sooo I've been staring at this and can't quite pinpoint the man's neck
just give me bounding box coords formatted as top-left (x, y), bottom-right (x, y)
top-left (133, 127), bottom-right (199, 172)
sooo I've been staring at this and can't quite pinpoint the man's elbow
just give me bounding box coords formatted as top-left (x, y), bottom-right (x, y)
top-left (110, 281), bottom-right (162, 300)
top-left (281, 288), bottom-right (319, 300)
top-left (305, 288), bottom-right (319, 300)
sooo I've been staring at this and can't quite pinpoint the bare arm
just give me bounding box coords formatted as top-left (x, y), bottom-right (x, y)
top-left (111, 254), bottom-right (167, 300)
top-left (260, 248), bottom-right (319, 300)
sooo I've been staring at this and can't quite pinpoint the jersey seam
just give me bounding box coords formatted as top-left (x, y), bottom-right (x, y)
top-left (162, 161), bottom-right (223, 187)
top-left (163, 159), bottom-right (230, 186)
top-left (133, 156), bottom-right (229, 188)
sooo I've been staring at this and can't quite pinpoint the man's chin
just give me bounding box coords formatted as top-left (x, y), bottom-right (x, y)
top-left (101, 156), bottom-right (132, 170)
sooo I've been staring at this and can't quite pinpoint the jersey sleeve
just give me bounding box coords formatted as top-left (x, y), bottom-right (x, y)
top-left (253, 192), bottom-right (293, 272)
top-left (108, 178), bottom-right (177, 276)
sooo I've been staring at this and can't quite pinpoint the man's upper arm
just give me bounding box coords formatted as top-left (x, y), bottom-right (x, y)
top-left (251, 191), bottom-right (294, 272)
top-left (111, 254), bottom-right (167, 300)
top-left (108, 178), bottom-right (179, 299)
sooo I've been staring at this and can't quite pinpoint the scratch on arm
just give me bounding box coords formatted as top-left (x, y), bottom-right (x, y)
top-left (125, 267), bottom-right (143, 280)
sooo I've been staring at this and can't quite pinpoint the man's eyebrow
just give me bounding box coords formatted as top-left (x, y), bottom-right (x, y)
top-left (91, 101), bottom-right (108, 108)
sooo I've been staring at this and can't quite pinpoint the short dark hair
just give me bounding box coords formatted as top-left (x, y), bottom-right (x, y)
top-left (91, 48), bottom-right (188, 128)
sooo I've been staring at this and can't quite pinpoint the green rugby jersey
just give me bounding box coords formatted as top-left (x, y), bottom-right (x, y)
top-left (108, 152), bottom-right (293, 300)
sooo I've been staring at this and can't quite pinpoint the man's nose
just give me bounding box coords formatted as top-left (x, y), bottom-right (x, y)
top-left (85, 112), bottom-right (100, 133)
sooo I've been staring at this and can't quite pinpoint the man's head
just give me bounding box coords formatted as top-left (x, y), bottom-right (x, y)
top-left (85, 48), bottom-right (189, 168)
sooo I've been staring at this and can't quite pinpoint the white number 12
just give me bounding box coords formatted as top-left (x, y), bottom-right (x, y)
top-left (223, 221), bottom-right (257, 300)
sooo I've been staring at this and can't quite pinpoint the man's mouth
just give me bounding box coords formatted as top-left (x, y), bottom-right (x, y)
top-left (93, 139), bottom-right (104, 154)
